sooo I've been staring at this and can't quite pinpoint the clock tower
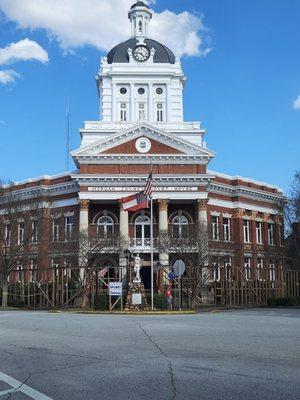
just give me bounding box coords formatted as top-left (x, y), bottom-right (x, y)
top-left (87, 0), bottom-right (199, 142)
top-left (128, 1), bottom-right (153, 39)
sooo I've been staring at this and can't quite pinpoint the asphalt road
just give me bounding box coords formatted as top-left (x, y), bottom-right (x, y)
top-left (0, 309), bottom-right (299, 400)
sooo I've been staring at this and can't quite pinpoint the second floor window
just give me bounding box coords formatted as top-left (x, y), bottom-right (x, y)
top-left (243, 220), bottom-right (250, 243)
top-left (18, 222), bottom-right (24, 245)
top-left (65, 216), bottom-right (74, 241)
top-left (31, 220), bottom-right (38, 244)
top-left (52, 219), bottom-right (60, 242)
top-left (211, 216), bottom-right (219, 241)
top-left (5, 223), bottom-right (11, 246)
top-left (97, 215), bottom-right (114, 238)
top-left (256, 221), bottom-right (263, 244)
top-left (223, 218), bottom-right (231, 242)
top-left (172, 215), bottom-right (189, 238)
top-left (268, 223), bottom-right (274, 245)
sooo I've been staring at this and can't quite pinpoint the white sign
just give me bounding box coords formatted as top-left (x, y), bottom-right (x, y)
top-left (132, 293), bottom-right (142, 305)
top-left (109, 282), bottom-right (122, 296)
top-left (88, 186), bottom-right (199, 192)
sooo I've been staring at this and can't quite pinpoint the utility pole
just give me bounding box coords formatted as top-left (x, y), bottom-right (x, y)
top-left (65, 97), bottom-right (71, 171)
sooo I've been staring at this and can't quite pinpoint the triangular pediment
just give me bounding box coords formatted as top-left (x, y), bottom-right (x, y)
top-left (72, 123), bottom-right (215, 159)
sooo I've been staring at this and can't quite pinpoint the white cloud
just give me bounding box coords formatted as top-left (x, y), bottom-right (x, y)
top-left (0, 39), bottom-right (49, 65)
top-left (0, 0), bottom-right (210, 58)
top-left (293, 95), bottom-right (300, 110)
top-left (0, 69), bottom-right (20, 84)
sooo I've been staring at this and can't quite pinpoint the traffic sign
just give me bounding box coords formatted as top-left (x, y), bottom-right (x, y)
top-left (173, 260), bottom-right (185, 277)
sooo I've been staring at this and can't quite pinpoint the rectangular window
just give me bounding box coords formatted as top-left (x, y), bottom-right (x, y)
top-left (243, 220), bottom-right (250, 243)
top-left (269, 259), bottom-right (276, 282)
top-left (256, 221), bottom-right (263, 244)
top-left (31, 220), bottom-right (38, 244)
top-left (17, 262), bottom-right (24, 283)
top-left (65, 216), bottom-right (74, 241)
top-left (5, 223), bottom-right (11, 246)
top-left (244, 257), bottom-right (251, 280)
top-left (211, 216), bottom-right (219, 241)
top-left (52, 258), bottom-right (60, 277)
top-left (225, 256), bottom-right (232, 280)
top-left (30, 259), bottom-right (37, 283)
top-left (257, 257), bottom-right (264, 281)
top-left (278, 226), bottom-right (283, 246)
top-left (213, 263), bottom-right (220, 281)
top-left (18, 222), bottom-right (25, 245)
top-left (223, 218), bottom-right (231, 242)
top-left (52, 219), bottom-right (60, 242)
top-left (156, 103), bottom-right (164, 122)
top-left (268, 223), bottom-right (274, 245)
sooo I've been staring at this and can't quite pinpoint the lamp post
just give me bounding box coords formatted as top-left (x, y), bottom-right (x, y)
top-left (124, 249), bottom-right (131, 287)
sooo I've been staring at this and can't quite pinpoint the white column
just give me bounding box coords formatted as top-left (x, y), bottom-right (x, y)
top-left (166, 83), bottom-right (171, 122)
top-left (130, 83), bottom-right (135, 122)
top-left (197, 199), bottom-right (208, 227)
top-left (119, 204), bottom-right (129, 268)
top-left (79, 200), bottom-right (89, 291)
top-left (112, 82), bottom-right (117, 122)
top-left (148, 83), bottom-right (153, 123)
top-left (79, 200), bottom-right (89, 233)
top-left (158, 199), bottom-right (169, 266)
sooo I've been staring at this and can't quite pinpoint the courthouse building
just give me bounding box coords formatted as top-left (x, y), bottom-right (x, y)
top-left (1, 2), bottom-right (285, 292)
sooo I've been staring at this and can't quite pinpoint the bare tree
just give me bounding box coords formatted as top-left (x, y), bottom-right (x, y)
top-left (158, 221), bottom-right (234, 308)
top-left (58, 230), bottom-right (125, 308)
top-left (285, 170), bottom-right (300, 269)
top-left (0, 182), bottom-right (45, 307)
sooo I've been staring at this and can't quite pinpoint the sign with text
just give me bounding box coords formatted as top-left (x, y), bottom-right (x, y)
top-left (109, 282), bottom-right (123, 296)
top-left (132, 293), bottom-right (142, 305)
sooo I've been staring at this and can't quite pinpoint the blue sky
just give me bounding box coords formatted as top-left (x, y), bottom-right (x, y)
top-left (0, 0), bottom-right (299, 193)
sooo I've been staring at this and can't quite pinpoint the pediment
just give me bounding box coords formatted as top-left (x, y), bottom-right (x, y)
top-left (72, 123), bottom-right (215, 158)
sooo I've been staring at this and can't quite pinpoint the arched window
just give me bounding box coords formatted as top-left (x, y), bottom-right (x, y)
top-left (139, 20), bottom-right (143, 33)
top-left (97, 215), bottom-right (114, 238)
top-left (172, 215), bottom-right (189, 238)
top-left (135, 214), bottom-right (151, 246)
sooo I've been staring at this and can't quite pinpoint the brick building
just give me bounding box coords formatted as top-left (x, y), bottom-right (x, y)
top-left (0, 2), bottom-right (285, 303)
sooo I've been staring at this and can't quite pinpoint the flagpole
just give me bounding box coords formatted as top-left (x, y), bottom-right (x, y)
top-left (150, 163), bottom-right (154, 311)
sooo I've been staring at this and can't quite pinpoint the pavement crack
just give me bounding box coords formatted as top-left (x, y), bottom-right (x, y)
top-left (4, 373), bottom-right (31, 399)
top-left (136, 322), bottom-right (176, 400)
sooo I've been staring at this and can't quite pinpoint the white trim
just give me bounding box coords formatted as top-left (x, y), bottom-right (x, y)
top-left (208, 198), bottom-right (280, 215)
top-left (210, 211), bottom-right (221, 217)
top-left (79, 192), bottom-right (208, 201)
top-left (51, 199), bottom-right (78, 208)
top-left (207, 169), bottom-right (283, 193)
top-left (72, 122), bottom-right (215, 158)
top-left (63, 211), bottom-right (75, 217)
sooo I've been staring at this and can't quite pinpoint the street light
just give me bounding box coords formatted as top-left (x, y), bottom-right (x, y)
top-left (124, 249), bottom-right (132, 285)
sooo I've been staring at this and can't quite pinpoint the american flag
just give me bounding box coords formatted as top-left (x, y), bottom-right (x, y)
top-left (143, 172), bottom-right (153, 198)
top-left (98, 267), bottom-right (109, 278)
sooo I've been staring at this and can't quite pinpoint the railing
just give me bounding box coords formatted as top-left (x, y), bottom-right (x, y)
top-left (129, 237), bottom-right (157, 251)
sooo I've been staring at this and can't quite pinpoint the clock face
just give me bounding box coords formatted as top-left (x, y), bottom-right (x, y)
top-left (133, 45), bottom-right (150, 62)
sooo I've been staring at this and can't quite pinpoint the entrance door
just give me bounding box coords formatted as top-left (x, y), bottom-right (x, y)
top-left (135, 214), bottom-right (151, 247)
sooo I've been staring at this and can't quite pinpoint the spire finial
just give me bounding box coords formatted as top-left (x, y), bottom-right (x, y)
top-left (128, 1), bottom-right (153, 38)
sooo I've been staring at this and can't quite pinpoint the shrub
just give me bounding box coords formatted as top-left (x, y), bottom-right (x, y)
top-left (267, 297), bottom-right (300, 306)
top-left (8, 298), bottom-right (26, 308)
